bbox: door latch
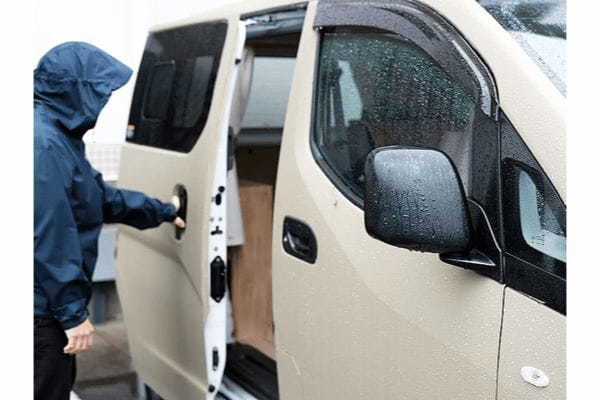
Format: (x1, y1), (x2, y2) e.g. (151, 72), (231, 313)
(210, 256), (226, 302)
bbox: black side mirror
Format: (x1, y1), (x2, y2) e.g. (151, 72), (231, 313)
(364, 146), (472, 254)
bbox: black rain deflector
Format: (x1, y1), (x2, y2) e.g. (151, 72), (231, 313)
(314, 0), (498, 116)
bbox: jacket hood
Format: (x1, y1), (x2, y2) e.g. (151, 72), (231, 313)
(34, 42), (132, 137)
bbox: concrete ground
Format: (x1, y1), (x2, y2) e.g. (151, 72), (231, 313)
(73, 319), (139, 400)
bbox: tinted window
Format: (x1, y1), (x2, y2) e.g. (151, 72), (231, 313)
(127, 22), (227, 152)
(501, 113), (566, 272)
(170, 56), (215, 128)
(143, 61), (175, 120)
(314, 33), (482, 202)
(518, 169), (566, 262)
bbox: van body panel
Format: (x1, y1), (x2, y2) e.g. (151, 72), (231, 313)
(272, 3), (504, 398)
(498, 288), (566, 399)
(116, 17), (242, 399)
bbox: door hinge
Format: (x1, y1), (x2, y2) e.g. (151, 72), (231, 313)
(210, 256), (226, 302)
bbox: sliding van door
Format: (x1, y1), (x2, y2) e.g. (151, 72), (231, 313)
(116, 19), (245, 399)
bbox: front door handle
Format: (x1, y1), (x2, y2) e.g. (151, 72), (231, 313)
(282, 216), (317, 264)
(174, 184), (188, 240)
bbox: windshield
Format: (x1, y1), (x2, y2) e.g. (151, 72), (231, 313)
(480, 0), (566, 95)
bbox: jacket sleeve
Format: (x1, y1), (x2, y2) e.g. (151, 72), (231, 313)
(94, 170), (177, 229)
(34, 147), (90, 330)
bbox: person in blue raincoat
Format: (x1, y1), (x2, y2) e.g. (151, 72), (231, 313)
(34, 42), (185, 400)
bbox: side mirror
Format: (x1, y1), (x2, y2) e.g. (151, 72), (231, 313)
(364, 146), (472, 254)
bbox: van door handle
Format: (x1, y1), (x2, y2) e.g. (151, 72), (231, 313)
(174, 184), (188, 240)
(285, 231), (311, 254)
(282, 217), (317, 264)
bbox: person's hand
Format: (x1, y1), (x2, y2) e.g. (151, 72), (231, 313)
(64, 318), (95, 354)
(174, 217), (186, 228)
(171, 195), (186, 229)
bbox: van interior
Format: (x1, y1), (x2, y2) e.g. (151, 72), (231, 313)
(222, 15), (303, 400)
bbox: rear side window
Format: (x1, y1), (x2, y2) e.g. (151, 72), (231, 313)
(143, 61), (175, 120)
(127, 22), (227, 152)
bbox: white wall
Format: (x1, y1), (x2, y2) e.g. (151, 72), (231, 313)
(33, 0), (235, 145)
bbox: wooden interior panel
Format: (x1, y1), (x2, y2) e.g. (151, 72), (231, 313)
(230, 181), (276, 359)
(235, 147), (280, 186)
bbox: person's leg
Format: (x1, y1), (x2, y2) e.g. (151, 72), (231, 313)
(34, 317), (76, 400)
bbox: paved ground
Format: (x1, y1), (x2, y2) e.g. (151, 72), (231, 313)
(71, 318), (229, 399)
(73, 319), (139, 400)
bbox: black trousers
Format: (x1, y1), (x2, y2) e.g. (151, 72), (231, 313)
(34, 317), (76, 400)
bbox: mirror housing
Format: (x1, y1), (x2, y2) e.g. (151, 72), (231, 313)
(364, 146), (472, 254)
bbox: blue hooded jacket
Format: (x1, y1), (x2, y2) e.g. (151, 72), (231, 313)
(34, 42), (176, 330)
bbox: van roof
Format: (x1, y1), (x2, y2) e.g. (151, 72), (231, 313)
(151, 0), (313, 33)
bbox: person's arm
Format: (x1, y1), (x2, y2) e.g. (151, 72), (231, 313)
(94, 170), (183, 229)
(34, 146), (90, 331)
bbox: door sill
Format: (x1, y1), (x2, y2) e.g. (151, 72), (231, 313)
(223, 343), (279, 400)
(218, 376), (259, 400)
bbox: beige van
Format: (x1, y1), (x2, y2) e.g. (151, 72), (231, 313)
(116, 0), (566, 399)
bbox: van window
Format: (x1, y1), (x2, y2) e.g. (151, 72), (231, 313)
(127, 22), (227, 152)
(501, 113), (566, 272)
(313, 33), (481, 204)
(170, 56), (215, 128)
(518, 169), (566, 262)
(143, 61), (175, 121)
(501, 112), (565, 313)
